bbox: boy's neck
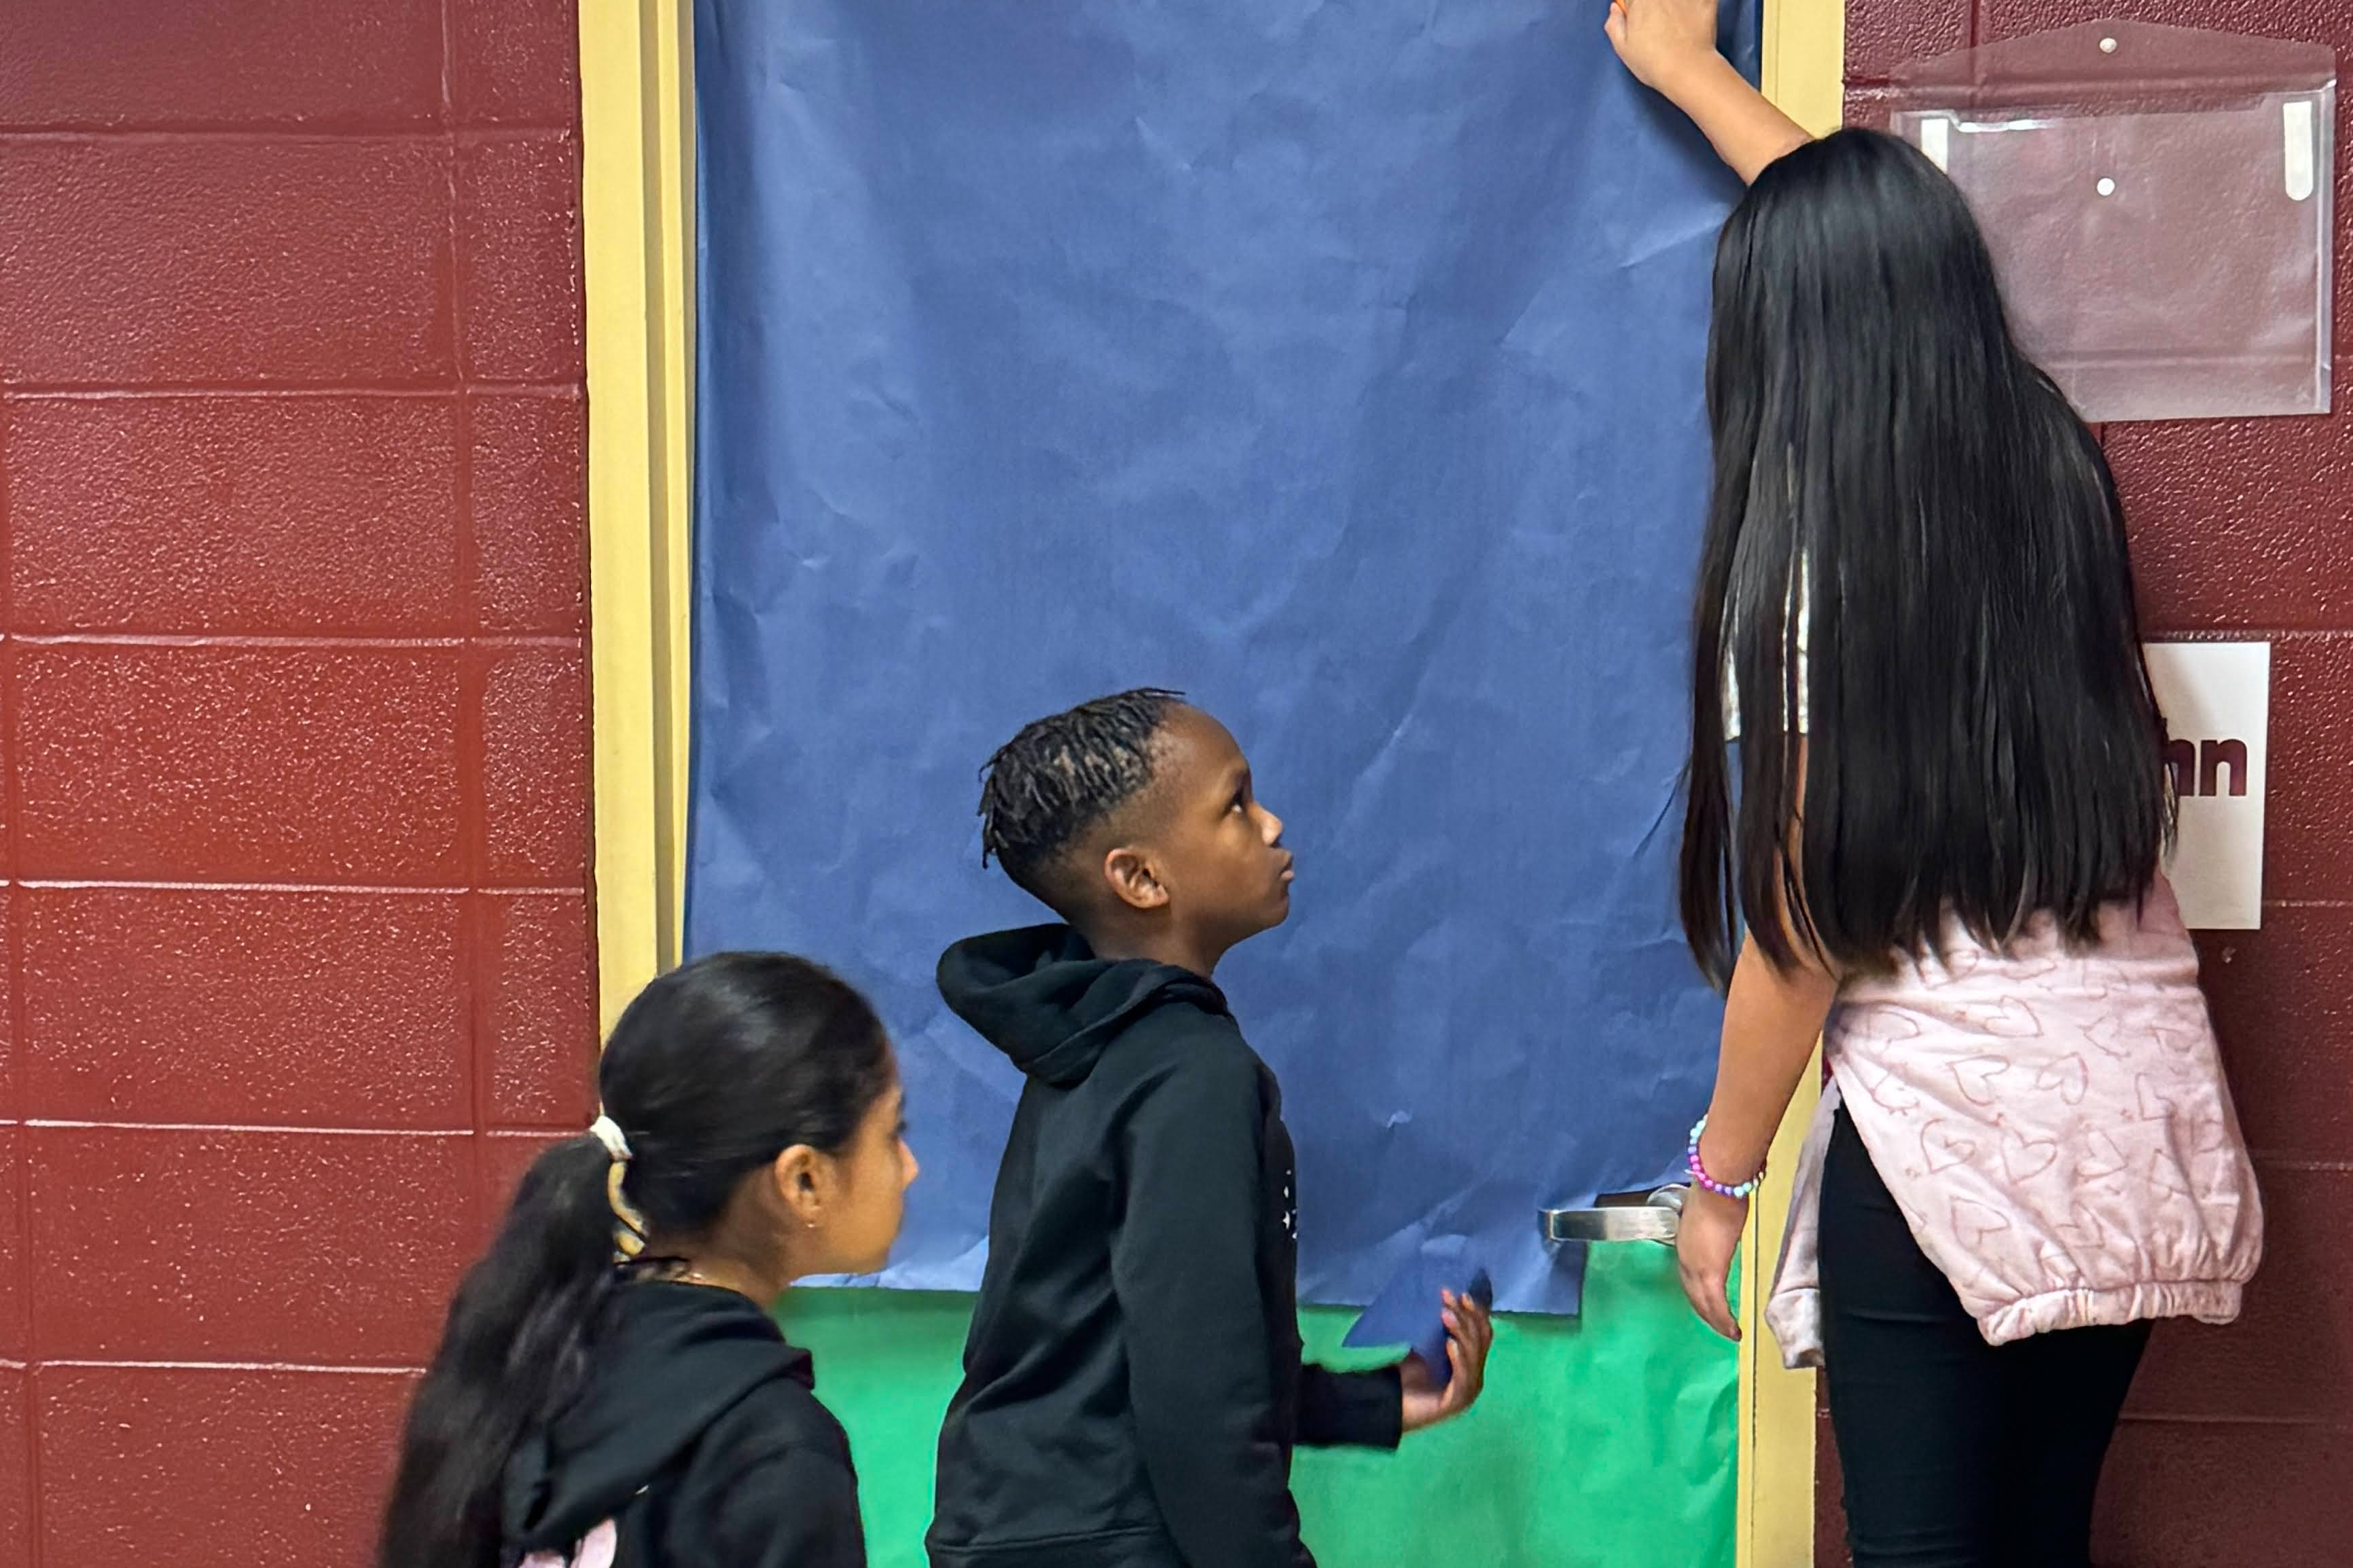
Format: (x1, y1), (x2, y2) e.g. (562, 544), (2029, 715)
(1075, 920), (1225, 979)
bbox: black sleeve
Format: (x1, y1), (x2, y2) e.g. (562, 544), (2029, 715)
(702, 1444), (868, 1568)
(1296, 1362), (1403, 1449)
(1108, 1049), (1313, 1568)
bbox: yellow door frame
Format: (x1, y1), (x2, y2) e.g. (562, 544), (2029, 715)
(1737, 14), (1843, 1563)
(578, 3), (1844, 1561)
(581, 0), (696, 1032)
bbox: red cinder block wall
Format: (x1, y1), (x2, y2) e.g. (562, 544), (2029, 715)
(1831, 2), (2353, 1564)
(0, 2), (594, 1561)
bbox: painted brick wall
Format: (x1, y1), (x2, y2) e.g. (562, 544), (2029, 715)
(0, 2), (594, 1561)
(1833, 3), (2353, 1564)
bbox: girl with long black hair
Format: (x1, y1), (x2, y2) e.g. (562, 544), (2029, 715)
(1606, 5), (2263, 1564)
(379, 952), (918, 1567)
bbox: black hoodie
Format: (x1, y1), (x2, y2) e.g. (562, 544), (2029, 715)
(501, 1281), (865, 1567)
(927, 926), (1401, 1568)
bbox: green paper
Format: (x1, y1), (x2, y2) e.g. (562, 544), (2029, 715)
(779, 1242), (1735, 1568)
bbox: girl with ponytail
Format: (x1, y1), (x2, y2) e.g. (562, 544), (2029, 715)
(379, 952), (916, 1567)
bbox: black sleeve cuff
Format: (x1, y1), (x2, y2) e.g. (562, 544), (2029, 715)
(1295, 1362), (1404, 1450)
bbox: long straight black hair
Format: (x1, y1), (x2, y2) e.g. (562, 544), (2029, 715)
(1681, 128), (2172, 985)
(377, 952), (895, 1568)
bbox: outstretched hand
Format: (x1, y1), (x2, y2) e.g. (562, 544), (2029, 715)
(1399, 1289), (1496, 1433)
(1602, 0), (1726, 94)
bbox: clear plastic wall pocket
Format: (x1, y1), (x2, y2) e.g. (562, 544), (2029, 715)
(1888, 20), (2336, 423)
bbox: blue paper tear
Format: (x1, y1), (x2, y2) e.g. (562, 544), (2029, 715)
(1342, 1237), (1495, 1389)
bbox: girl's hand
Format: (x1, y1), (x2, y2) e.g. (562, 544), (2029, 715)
(1399, 1290), (1496, 1432)
(1676, 1185), (1746, 1341)
(1602, 0), (1813, 182)
(1603, 0), (1725, 94)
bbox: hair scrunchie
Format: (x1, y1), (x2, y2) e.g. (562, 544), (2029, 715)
(589, 1114), (647, 1260)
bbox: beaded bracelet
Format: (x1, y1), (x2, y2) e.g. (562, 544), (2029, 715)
(1687, 1115), (1765, 1200)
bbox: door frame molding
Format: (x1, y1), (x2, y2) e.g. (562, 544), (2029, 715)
(581, 0), (695, 1032)
(1740, 5), (1843, 1562)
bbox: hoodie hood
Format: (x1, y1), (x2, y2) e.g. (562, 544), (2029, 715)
(937, 924), (1227, 1088)
(502, 1281), (812, 1552)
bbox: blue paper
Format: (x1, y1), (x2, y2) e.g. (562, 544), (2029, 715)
(1342, 1235), (1494, 1390)
(689, 0), (1755, 1313)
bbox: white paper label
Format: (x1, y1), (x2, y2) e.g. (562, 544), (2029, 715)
(2143, 642), (2270, 930)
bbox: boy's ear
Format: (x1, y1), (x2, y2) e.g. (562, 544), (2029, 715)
(1102, 844), (1170, 911)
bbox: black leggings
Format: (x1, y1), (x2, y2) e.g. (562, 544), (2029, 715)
(1818, 1107), (2151, 1568)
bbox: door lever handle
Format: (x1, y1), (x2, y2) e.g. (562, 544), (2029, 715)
(1539, 1184), (1686, 1245)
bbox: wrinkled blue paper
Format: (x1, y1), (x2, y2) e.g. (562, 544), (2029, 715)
(689, 0), (1754, 1313)
(1341, 1235), (1493, 1390)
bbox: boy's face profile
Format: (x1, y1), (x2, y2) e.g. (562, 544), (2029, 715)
(1099, 706), (1293, 953)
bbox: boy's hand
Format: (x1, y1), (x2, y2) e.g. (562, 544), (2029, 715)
(1602, 0), (1724, 95)
(1399, 1290), (1494, 1433)
(1676, 1186), (1746, 1341)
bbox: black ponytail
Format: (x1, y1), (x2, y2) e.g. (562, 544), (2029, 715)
(378, 952), (895, 1568)
(377, 1135), (617, 1565)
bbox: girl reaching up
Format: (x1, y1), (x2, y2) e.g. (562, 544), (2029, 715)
(1606, 5), (2264, 1565)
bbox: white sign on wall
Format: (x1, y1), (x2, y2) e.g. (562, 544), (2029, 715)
(2143, 641), (2271, 930)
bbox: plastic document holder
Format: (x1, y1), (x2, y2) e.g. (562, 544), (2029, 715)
(1888, 20), (2337, 423)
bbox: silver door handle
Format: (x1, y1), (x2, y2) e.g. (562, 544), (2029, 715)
(1538, 1184), (1686, 1245)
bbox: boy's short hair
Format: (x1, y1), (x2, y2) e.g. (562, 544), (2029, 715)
(979, 688), (1186, 909)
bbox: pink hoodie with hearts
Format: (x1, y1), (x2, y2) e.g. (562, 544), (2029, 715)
(1765, 876), (2264, 1365)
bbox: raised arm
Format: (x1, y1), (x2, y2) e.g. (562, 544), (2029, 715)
(1604, 0), (1812, 184)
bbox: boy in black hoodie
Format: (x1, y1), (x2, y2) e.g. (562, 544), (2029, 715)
(929, 689), (1494, 1568)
